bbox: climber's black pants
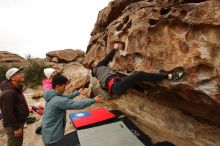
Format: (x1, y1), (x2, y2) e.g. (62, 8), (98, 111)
(111, 71), (168, 95)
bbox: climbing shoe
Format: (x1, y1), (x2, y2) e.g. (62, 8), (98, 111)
(172, 71), (184, 80)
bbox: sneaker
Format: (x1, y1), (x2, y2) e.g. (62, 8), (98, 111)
(35, 125), (42, 135)
(172, 72), (184, 80)
(26, 116), (37, 124)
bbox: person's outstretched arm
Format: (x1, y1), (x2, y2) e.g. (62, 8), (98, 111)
(65, 90), (80, 99)
(55, 95), (103, 110)
(96, 48), (117, 67)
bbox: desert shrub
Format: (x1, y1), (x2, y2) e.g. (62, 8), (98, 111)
(0, 64), (9, 82)
(24, 57), (52, 88)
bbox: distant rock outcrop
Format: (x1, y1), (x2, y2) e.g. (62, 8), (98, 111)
(84, 0), (220, 129)
(0, 51), (25, 63)
(45, 49), (85, 63)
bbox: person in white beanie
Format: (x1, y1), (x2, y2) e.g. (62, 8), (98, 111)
(0, 67), (29, 146)
(34, 68), (58, 134)
(42, 68), (57, 93)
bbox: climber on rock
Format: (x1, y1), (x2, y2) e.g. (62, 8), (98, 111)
(89, 42), (184, 96)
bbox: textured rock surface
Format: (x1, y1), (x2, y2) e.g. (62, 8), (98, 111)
(0, 51), (25, 63)
(46, 49), (85, 63)
(84, 0), (220, 126)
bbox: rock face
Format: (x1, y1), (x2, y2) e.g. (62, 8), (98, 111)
(61, 62), (90, 91)
(0, 51), (25, 63)
(84, 0), (220, 127)
(46, 49), (85, 63)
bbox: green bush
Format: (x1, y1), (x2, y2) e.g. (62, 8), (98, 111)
(0, 64), (9, 82)
(24, 58), (52, 88)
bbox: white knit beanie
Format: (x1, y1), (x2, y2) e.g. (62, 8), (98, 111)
(44, 68), (56, 79)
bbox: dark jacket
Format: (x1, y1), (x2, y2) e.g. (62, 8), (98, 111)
(0, 81), (29, 130)
(92, 49), (118, 89)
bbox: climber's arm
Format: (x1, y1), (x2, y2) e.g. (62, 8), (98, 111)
(96, 49), (117, 67)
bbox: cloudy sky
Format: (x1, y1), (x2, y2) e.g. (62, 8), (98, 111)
(0, 0), (111, 58)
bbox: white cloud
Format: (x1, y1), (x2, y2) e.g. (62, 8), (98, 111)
(0, 0), (111, 58)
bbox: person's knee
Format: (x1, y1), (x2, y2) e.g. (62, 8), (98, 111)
(111, 83), (127, 95)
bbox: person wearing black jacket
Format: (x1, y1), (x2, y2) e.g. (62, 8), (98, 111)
(0, 68), (29, 146)
(91, 43), (184, 95)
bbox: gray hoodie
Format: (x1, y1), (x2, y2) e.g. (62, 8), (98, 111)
(42, 90), (95, 144)
(92, 66), (118, 89)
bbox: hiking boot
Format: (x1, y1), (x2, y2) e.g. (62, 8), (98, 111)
(172, 72), (184, 80)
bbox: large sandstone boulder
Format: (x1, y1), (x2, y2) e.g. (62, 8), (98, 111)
(0, 51), (25, 63)
(84, 0), (220, 127)
(62, 62), (91, 92)
(46, 49), (85, 63)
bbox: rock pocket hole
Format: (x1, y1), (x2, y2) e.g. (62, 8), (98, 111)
(181, 0), (207, 4)
(116, 23), (124, 31)
(123, 16), (129, 24)
(160, 7), (171, 15)
(148, 19), (159, 26)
